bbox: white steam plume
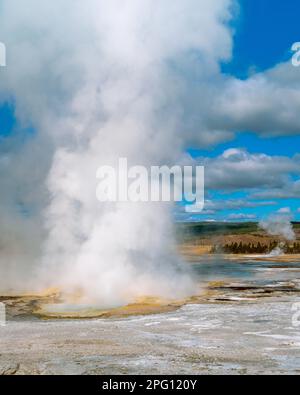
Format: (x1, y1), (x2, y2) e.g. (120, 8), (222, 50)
(0, 0), (234, 304)
(259, 210), (296, 242)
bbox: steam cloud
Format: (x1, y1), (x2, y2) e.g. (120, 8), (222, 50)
(0, 1), (234, 305)
(259, 210), (296, 241)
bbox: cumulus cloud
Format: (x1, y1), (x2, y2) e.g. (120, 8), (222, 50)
(181, 148), (299, 223)
(252, 179), (300, 200)
(277, 207), (292, 214)
(184, 60), (300, 141)
(174, 59), (300, 147)
(174, 198), (274, 222)
(190, 148), (300, 191)
(214, 62), (300, 137)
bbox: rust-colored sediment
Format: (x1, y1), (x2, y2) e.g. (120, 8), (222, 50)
(2, 288), (209, 320)
(34, 294), (206, 319)
(3, 271), (300, 320)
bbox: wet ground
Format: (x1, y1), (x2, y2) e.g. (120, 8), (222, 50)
(1, 256), (300, 375)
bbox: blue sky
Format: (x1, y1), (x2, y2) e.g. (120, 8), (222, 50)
(186, 0), (300, 222)
(1, 0), (300, 223)
(223, 0), (300, 77)
(0, 102), (14, 136)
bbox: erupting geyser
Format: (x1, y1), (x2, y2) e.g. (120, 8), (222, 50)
(260, 211), (296, 242)
(0, 0), (234, 307)
(260, 210), (296, 257)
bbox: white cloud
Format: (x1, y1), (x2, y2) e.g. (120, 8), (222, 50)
(190, 149), (300, 191)
(252, 179), (300, 199)
(202, 62), (300, 139)
(277, 207), (292, 214)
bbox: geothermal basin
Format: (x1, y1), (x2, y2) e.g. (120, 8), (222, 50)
(1, 256), (300, 375)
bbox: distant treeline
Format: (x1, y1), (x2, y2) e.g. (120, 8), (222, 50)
(212, 241), (300, 254)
